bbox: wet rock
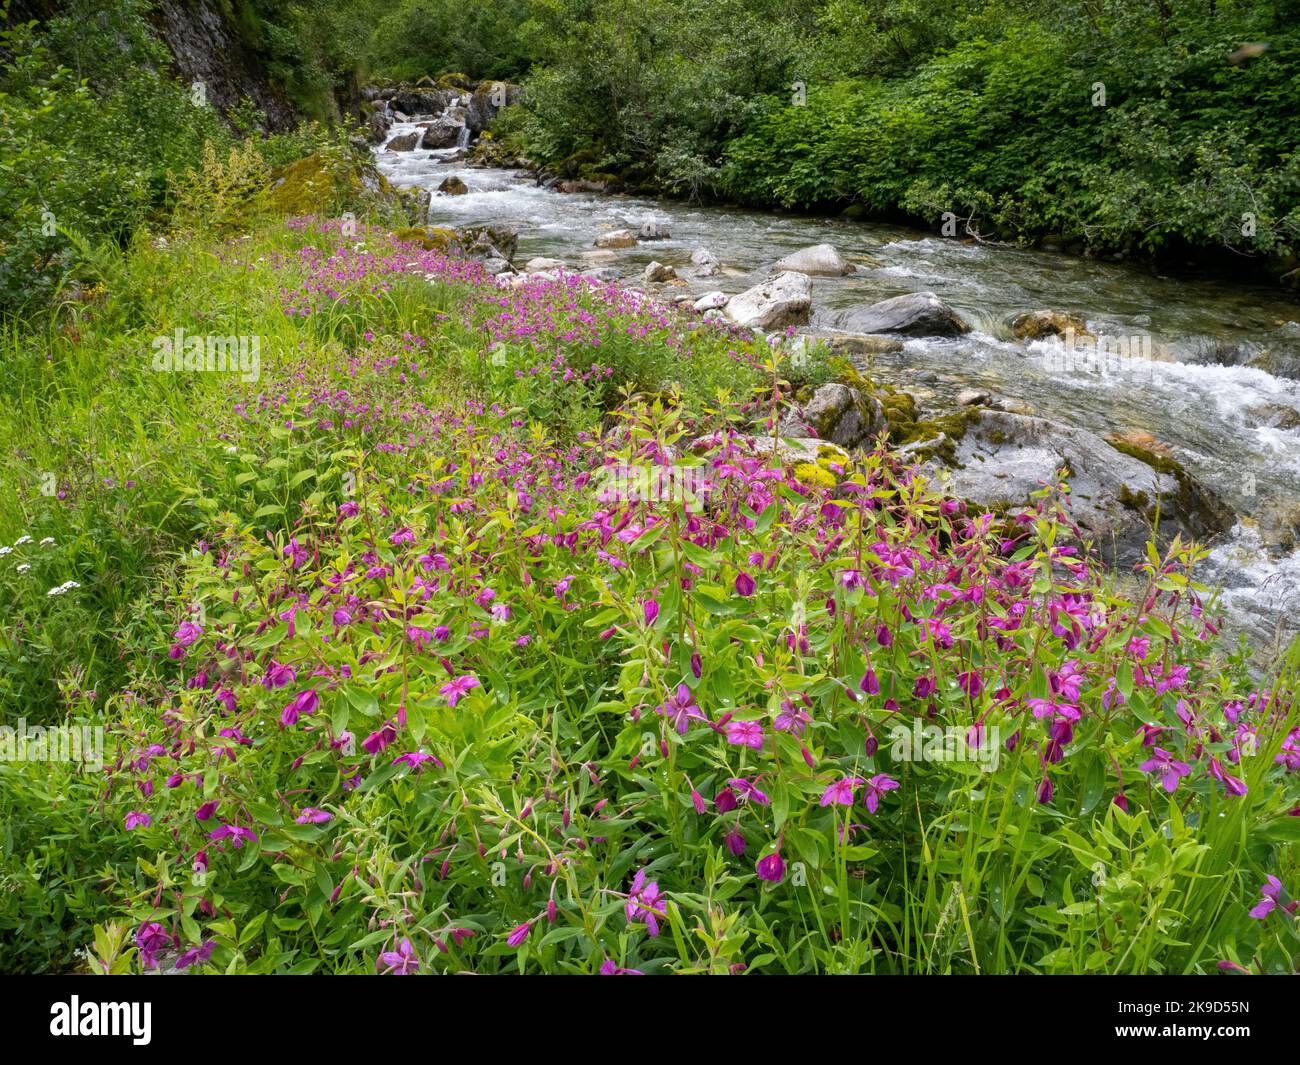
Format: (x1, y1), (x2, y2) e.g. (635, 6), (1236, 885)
(391, 90), (448, 116)
(524, 257), (565, 273)
(691, 247), (721, 277)
(557, 179), (608, 193)
(475, 82), (523, 129)
(1245, 402), (1300, 431)
(637, 219), (671, 241)
(437, 176), (469, 196)
(801, 331), (905, 357)
(456, 224), (518, 262)
(595, 229), (637, 249)
(773, 243), (854, 277)
(833, 291), (970, 337)
(386, 132), (421, 152)
(1010, 310), (1094, 341)
(724, 271), (813, 330)
(780, 383), (886, 449)
(929, 409), (1233, 566)
(368, 111), (391, 144)
(579, 267), (621, 283)
(643, 261), (676, 283)
(420, 115), (467, 149)
(1106, 429), (1174, 458)
(1246, 347), (1300, 381)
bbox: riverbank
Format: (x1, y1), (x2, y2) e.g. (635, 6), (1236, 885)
(2, 213), (1298, 975)
(371, 104), (1300, 656)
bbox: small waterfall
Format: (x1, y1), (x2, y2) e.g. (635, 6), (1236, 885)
(456, 126), (471, 150)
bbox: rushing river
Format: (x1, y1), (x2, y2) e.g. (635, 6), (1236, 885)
(375, 120), (1300, 654)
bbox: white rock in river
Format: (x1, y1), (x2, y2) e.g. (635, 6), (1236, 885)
(690, 247), (721, 277)
(773, 243), (854, 277)
(723, 271), (813, 330)
(595, 229), (637, 249)
(693, 291), (729, 311)
(524, 257), (565, 273)
(643, 261), (676, 282)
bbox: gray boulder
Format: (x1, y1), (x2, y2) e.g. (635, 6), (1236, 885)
(420, 115), (467, 149)
(773, 243), (854, 277)
(724, 272), (813, 330)
(457, 224), (519, 262)
(928, 409), (1233, 565)
(780, 383), (886, 450)
(691, 247), (722, 277)
(391, 90), (448, 116)
(832, 291), (970, 337)
(638, 219), (671, 240)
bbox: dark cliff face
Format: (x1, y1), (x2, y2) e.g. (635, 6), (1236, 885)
(4, 0), (299, 131)
(148, 0), (297, 131)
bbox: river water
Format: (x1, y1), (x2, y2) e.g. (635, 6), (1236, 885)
(375, 121), (1300, 654)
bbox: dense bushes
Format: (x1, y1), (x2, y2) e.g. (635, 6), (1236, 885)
(357, 0), (1300, 266)
(719, 11), (1300, 261)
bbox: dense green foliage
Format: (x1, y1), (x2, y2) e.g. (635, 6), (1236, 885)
(1, 0), (1298, 979)
(361, 0), (1300, 266)
(0, 0), (363, 312)
(6, 0), (1298, 316)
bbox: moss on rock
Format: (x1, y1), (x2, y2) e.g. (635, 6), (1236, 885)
(392, 225), (460, 252)
(1108, 437), (1235, 537)
(259, 149), (411, 223)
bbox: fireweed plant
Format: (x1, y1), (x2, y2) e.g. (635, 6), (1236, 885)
(0, 219), (1297, 976)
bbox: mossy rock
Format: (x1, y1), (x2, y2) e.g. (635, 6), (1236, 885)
(438, 72), (476, 90)
(1107, 438), (1234, 537)
(794, 462), (839, 489)
(827, 356), (973, 463)
(392, 226), (460, 253)
(260, 150), (388, 218)
(559, 147), (603, 178)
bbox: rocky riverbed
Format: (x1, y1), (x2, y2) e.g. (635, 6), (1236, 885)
(366, 89), (1300, 656)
